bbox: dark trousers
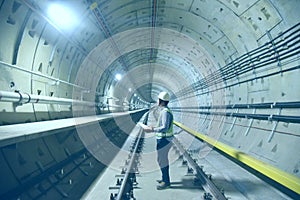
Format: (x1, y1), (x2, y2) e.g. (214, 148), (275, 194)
(156, 138), (172, 184)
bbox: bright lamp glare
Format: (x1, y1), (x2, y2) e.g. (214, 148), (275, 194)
(115, 73), (122, 81)
(47, 3), (78, 30)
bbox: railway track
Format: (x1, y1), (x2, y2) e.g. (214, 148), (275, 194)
(108, 110), (228, 200)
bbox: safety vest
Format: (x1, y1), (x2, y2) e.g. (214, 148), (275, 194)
(156, 107), (174, 138)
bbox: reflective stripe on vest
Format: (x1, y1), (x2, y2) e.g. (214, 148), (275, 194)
(156, 107), (173, 138)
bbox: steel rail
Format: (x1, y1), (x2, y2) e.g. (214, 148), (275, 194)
(115, 129), (144, 200)
(173, 121), (300, 196)
(172, 137), (227, 200)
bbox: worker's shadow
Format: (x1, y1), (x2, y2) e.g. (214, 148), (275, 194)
(168, 178), (204, 190)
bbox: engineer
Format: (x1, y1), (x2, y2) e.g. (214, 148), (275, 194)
(143, 91), (174, 190)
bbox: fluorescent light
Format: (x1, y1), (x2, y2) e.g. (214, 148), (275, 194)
(115, 73), (122, 81)
(47, 3), (78, 31)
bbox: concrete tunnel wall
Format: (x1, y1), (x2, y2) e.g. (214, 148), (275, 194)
(0, 0), (299, 199)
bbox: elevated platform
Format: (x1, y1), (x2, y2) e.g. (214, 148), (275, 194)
(0, 110), (146, 148)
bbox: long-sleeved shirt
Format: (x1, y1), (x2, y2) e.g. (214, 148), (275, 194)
(153, 106), (173, 135)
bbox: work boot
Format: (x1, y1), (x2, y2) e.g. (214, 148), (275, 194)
(156, 182), (170, 190)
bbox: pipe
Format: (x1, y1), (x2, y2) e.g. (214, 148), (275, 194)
(0, 90), (95, 106)
(0, 90), (142, 111)
(175, 23), (300, 98)
(175, 64), (300, 101)
(172, 110), (300, 124)
(171, 101), (300, 110)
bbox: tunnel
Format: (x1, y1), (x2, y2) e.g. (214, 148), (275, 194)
(0, 0), (299, 199)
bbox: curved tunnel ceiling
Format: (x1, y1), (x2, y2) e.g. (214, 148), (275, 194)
(77, 26), (219, 107)
(31, 0), (283, 105)
(74, 0), (293, 106)
(94, 27), (215, 104)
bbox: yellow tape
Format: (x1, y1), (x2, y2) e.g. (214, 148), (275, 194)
(90, 2), (98, 10)
(174, 121), (300, 194)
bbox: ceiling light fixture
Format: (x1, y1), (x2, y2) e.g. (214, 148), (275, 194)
(115, 73), (122, 81)
(47, 3), (78, 31)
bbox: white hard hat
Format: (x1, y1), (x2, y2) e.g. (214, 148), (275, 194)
(158, 91), (170, 101)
